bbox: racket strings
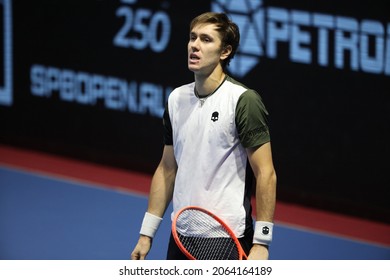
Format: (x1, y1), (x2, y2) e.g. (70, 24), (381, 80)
(179, 234), (239, 259)
(176, 209), (240, 260)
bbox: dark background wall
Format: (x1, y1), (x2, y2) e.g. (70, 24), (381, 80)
(1, 0), (389, 223)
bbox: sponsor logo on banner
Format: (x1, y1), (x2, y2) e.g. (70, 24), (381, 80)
(212, 0), (390, 77)
(30, 0), (173, 117)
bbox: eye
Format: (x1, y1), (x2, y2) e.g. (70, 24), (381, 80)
(189, 33), (197, 41)
(201, 35), (212, 42)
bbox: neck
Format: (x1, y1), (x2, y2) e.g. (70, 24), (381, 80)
(194, 69), (226, 97)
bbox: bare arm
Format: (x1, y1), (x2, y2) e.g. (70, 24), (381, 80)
(147, 145), (177, 217)
(246, 142), (277, 260)
(131, 145), (177, 260)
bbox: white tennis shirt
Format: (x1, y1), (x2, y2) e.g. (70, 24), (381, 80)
(163, 76), (270, 238)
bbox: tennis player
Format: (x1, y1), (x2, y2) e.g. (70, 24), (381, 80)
(131, 12), (277, 260)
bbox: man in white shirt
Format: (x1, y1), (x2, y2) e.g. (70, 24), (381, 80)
(131, 12), (277, 260)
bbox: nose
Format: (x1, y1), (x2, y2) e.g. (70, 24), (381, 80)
(189, 38), (200, 51)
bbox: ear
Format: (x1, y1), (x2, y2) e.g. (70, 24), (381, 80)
(220, 45), (232, 61)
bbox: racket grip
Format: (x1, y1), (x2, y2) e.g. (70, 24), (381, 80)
(253, 221), (274, 245)
(139, 212), (163, 238)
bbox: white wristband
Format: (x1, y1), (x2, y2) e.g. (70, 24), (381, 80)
(139, 212), (163, 238)
(253, 221), (274, 245)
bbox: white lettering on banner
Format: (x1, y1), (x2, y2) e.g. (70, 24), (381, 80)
(212, 0), (390, 77)
(113, 0), (171, 53)
(0, 0), (13, 106)
(30, 64), (171, 118)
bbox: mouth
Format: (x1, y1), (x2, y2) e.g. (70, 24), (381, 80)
(189, 53), (200, 63)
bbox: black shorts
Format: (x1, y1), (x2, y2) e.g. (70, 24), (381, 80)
(166, 227), (254, 260)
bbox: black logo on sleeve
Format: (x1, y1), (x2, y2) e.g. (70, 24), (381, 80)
(211, 111), (219, 122)
(262, 226), (270, 235)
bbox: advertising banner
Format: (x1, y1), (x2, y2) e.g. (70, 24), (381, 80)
(1, 0), (389, 221)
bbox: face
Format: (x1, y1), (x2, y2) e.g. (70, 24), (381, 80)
(187, 23), (230, 75)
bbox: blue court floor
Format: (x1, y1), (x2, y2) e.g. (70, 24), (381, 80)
(1, 166), (389, 260)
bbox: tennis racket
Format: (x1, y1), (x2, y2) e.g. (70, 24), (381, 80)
(172, 206), (247, 260)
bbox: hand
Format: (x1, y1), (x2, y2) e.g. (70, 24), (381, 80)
(247, 244), (269, 260)
(130, 235), (152, 260)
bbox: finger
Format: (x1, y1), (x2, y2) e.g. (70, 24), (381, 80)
(130, 251), (140, 260)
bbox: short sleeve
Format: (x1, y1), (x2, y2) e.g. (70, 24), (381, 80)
(163, 102), (173, 145)
(235, 90), (270, 148)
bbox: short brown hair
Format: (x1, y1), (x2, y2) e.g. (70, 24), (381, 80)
(190, 12), (240, 70)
